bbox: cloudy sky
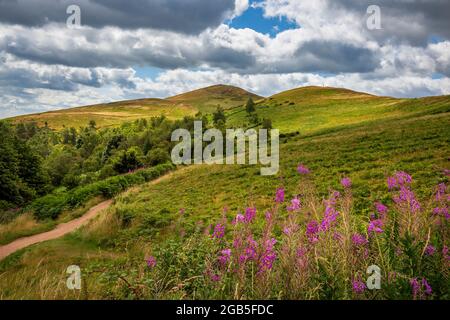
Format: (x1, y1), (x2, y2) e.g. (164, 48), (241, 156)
(0, 0), (449, 118)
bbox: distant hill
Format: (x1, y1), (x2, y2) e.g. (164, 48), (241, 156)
(8, 84), (262, 129)
(7, 85), (450, 132)
(226, 86), (450, 134)
(167, 84), (263, 113)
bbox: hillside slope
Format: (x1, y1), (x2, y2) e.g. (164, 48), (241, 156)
(167, 84), (263, 113)
(9, 85), (262, 129)
(226, 86), (450, 134)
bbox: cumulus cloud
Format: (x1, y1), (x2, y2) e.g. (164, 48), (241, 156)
(0, 0), (449, 118)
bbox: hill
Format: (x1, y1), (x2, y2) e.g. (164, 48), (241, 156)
(167, 84), (263, 113)
(226, 86), (450, 134)
(9, 85), (262, 129)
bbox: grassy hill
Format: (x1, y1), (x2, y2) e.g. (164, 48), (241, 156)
(9, 85), (262, 130)
(167, 84), (263, 114)
(1, 85), (449, 299)
(227, 86), (450, 134)
(9, 98), (197, 130)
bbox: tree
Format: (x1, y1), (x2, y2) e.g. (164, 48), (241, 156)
(245, 97), (256, 113)
(88, 120), (97, 130)
(213, 106), (226, 126)
(262, 118), (272, 130)
(113, 147), (144, 173)
(145, 147), (170, 166)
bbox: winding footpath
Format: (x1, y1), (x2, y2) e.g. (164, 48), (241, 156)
(0, 200), (113, 261)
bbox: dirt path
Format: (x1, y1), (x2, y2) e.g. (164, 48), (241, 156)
(0, 200), (113, 261)
(0, 166), (186, 261)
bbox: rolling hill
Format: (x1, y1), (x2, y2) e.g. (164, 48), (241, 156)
(8, 85), (263, 130)
(167, 84), (263, 113)
(226, 86), (450, 134)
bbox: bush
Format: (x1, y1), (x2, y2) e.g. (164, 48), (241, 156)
(30, 162), (175, 220)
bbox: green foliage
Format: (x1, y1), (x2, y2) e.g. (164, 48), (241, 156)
(30, 163), (175, 220)
(245, 97), (256, 113)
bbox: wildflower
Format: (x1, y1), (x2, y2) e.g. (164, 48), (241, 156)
(341, 177), (352, 188)
(375, 202), (388, 215)
(425, 245), (436, 256)
(287, 197), (301, 212)
(394, 186), (421, 213)
(443, 246), (450, 261)
(306, 220), (319, 243)
(410, 277), (433, 298)
(352, 234), (368, 246)
(265, 211), (273, 222)
(368, 219), (384, 234)
(436, 183), (446, 201)
(296, 247), (307, 258)
(232, 213), (245, 225)
(146, 256), (157, 268)
(218, 249), (232, 265)
(320, 206), (339, 232)
(387, 171), (412, 190)
(244, 207), (256, 223)
(283, 223), (299, 236)
(422, 278), (432, 295)
(275, 188), (285, 203)
(210, 273), (221, 282)
(212, 223), (225, 239)
(239, 236), (258, 263)
(179, 208), (185, 215)
(410, 278), (420, 298)
(297, 164), (310, 174)
(352, 279), (366, 294)
(258, 238), (277, 273)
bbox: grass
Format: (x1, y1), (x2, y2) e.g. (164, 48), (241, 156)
(167, 84), (263, 113)
(1, 86), (448, 299)
(9, 99), (197, 130)
(226, 86), (450, 134)
(8, 84), (262, 129)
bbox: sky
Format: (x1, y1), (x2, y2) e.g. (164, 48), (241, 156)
(0, 0), (449, 118)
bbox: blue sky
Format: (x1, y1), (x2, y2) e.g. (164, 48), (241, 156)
(228, 2), (297, 37)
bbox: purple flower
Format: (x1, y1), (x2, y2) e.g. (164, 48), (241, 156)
(443, 246), (450, 261)
(352, 234), (368, 246)
(341, 177), (352, 188)
(410, 278), (420, 297)
(265, 211), (273, 223)
(258, 238), (277, 273)
(425, 245), (436, 256)
(146, 256), (157, 268)
(306, 220), (319, 243)
(436, 183), (447, 201)
(179, 208), (185, 215)
(320, 206), (339, 232)
(275, 188), (285, 203)
(368, 219), (384, 234)
(244, 207), (256, 223)
(375, 202), (388, 215)
(394, 186), (421, 213)
(218, 248), (232, 265)
(297, 164), (311, 174)
(287, 197), (301, 212)
(240, 236), (258, 263)
(352, 279), (366, 294)
(232, 213), (245, 225)
(422, 278), (432, 295)
(212, 223), (225, 239)
(387, 171), (412, 190)
(210, 273), (221, 282)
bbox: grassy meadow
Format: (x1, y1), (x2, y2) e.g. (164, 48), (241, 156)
(0, 86), (449, 300)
